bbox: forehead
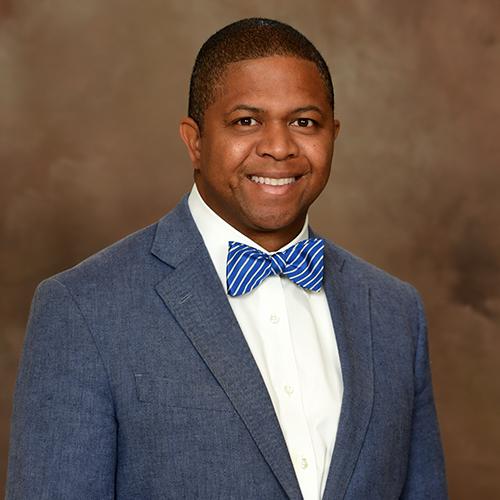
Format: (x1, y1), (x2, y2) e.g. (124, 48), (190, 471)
(214, 56), (330, 109)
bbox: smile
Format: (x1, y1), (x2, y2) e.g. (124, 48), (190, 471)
(249, 176), (297, 186)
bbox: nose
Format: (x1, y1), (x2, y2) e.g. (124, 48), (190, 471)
(256, 122), (299, 161)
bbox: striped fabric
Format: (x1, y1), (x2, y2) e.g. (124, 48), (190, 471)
(226, 238), (325, 297)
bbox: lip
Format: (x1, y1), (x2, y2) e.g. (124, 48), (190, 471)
(245, 173), (304, 195)
(247, 171), (304, 178)
(249, 175), (297, 186)
(247, 171), (305, 180)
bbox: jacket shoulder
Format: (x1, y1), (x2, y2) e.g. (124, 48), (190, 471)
(47, 221), (163, 293)
(326, 239), (419, 303)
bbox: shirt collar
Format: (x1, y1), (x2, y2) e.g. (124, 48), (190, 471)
(187, 183), (309, 290)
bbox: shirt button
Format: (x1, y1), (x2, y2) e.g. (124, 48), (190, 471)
(300, 457), (309, 470)
(284, 385), (294, 396)
(269, 313), (280, 324)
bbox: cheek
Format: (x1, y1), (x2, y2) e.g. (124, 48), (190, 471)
(223, 137), (254, 165)
(204, 136), (252, 172)
(305, 141), (333, 173)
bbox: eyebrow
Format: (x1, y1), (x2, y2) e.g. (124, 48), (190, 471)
(224, 105), (263, 116)
(292, 105), (325, 116)
(224, 104), (325, 117)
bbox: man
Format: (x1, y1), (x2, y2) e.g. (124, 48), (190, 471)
(7, 18), (447, 499)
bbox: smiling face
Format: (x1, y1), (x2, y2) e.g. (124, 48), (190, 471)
(180, 55), (340, 251)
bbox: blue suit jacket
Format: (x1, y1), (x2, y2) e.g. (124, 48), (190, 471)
(7, 196), (447, 499)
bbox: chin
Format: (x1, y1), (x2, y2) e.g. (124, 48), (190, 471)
(246, 211), (303, 233)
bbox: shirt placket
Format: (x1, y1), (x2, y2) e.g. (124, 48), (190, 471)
(263, 275), (319, 500)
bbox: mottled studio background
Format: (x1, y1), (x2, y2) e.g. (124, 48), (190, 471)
(1, 0), (499, 497)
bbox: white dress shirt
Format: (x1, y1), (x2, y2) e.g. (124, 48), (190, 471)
(188, 184), (343, 500)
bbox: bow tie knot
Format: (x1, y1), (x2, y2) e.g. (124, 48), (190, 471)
(226, 238), (325, 297)
(269, 254), (286, 276)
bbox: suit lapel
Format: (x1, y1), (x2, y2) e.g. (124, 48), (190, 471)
(320, 242), (374, 500)
(151, 198), (302, 500)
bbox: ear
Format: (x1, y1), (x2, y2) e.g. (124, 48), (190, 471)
(179, 117), (202, 169)
(333, 118), (341, 141)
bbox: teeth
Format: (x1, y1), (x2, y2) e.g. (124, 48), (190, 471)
(250, 176), (296, 186)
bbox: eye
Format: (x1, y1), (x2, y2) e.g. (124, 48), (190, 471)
(291, 118), (316, 128)
(235, 117), (258, 126)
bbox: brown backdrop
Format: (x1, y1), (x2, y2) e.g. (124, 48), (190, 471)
(1, 1), (499, 498)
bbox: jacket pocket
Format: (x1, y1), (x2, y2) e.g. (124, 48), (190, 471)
(133, 373), (235, 412)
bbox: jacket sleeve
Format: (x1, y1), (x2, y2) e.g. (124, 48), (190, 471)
(6, 278), (116, 500)
(400, 289), (448, 499)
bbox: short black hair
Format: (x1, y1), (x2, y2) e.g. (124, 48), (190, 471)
(188, 18), (334, 131)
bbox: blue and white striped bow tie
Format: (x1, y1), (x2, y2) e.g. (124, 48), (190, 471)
(226, 238), (325, 297)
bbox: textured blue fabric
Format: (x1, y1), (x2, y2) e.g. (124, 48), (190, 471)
(226, 238), (324, 296)
(6, 196), (448, 499)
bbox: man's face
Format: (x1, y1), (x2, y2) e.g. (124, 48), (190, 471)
(180, 55), (340, 250)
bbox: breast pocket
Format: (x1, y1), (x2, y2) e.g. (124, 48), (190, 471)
(133, 373), (235, 413)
